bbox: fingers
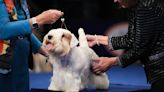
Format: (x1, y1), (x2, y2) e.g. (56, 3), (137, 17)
(92, 57), (101, 65)
(48, 9), (64, 24)
(86, 34), (95, 40)
(38, 47), (49, 57)
(36, 9), (64, 25)
(92, 64), (104, 75)
(91, 57), (104, 74)
(52, 9), (64, 17)
(91, 57), (99, 68)
(86, 34), (97, 47)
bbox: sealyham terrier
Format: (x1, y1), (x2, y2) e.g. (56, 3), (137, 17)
(43, 28), (109, 92)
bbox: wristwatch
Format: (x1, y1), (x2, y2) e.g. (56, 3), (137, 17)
(31, 17), (39, 30)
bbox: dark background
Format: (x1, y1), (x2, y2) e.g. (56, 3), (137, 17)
(27, 0), (128, 57)
(28, 0), (128, 20)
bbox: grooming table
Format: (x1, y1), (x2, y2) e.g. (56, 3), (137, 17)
(30, 64), (150, 92)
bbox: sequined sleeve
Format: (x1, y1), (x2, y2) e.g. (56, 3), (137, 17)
(113, 0), (164, 67)
(108, 9), (135, 50)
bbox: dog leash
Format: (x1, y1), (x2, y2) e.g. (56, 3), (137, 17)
(46, 55), (49, 63)
(60, 17), (68, 30)
(49, 17), (68, 30)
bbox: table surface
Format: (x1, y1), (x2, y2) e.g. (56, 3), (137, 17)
(30, 64), (151, 92)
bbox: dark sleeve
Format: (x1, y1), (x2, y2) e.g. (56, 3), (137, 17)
(118, 0), (163, 67)
(108, 13), (135, 50)
(108, 29), (133, 50)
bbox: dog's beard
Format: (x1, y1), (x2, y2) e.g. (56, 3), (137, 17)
(44, 41), (71, 57)
(46, 44), (64, 55)
(46, 44), (70, 57)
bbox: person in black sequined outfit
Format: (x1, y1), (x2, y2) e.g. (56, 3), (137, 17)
(86, 0), (164, 92)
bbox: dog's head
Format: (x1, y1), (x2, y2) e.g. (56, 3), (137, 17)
(43, 28), (78, 56)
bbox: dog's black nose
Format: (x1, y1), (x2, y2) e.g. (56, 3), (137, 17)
(48, 35), (53, 40)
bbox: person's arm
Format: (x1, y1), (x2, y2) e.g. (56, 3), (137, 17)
(118, 0), (162, 67)
(91, 0), (163, 74)
(108, 26), (133, 50)
(30, 34), (48, 57)
(0, 0), (31, 40)
(30, 34), (42, 53)
(0, 0), (63, 40)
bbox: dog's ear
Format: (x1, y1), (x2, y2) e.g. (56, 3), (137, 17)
(62, 32), (72, 41)
(70, 34), (79, 48)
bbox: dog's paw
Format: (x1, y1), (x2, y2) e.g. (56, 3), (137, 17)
(48, 82), (60, 91)
(48, 87), (59, 91)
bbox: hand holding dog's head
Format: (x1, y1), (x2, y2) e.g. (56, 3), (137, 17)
(43, 28), (78, 56)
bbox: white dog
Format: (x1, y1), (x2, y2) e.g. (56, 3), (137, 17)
(43, 28), (109, 92)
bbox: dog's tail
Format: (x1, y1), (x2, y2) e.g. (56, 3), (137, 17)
(78, 28), (89, 47)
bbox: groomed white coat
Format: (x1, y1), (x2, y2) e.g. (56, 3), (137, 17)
(43, 28), (109, 92)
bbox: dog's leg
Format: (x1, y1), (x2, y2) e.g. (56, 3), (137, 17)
(64, 74), (81, 92)
(48, 82), (58, 91)
(89, 73), (109, 89)
(48, 82), (59, 91)
(78, 28), (88, 47)
(65, 87), (79, 92)
(48, 77), (60, 91)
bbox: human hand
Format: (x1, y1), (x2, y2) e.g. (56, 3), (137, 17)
(86, 34), (97, 47)
(38, 46), (49, 57)
(86, 34), (108, 47)
(91, 57), (118, 74)
(35, 9), (64, 25)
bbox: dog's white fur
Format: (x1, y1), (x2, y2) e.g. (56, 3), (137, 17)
(43, 28), (109, 92)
